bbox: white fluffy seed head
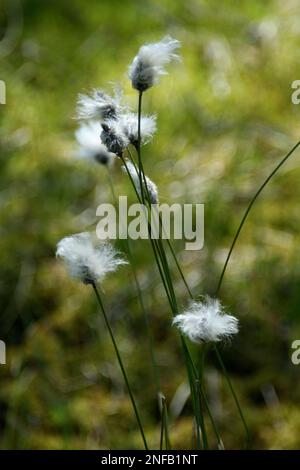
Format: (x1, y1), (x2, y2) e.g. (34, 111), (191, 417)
(100, 119), (130, 156)
(56, 232), (127, 284)
(76, 87), (122, 121)
(117, 113), (157, 146)
(122, 160), (159, 204)
(75, 121), (116, 166)
(173, 297), (239, 344)
(128, 36), (181, 91)
(100, 113), (156, 154)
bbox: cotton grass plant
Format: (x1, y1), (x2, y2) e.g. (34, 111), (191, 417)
(56, 35), (300, 449)
(56, 233), (149, 449)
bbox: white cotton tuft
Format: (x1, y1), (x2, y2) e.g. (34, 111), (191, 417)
(76, 87), (122, 121)
(128, 36), (181, 91)
(75, 121), (116, 166)
(117, 113), (157, 146)
(173, 297), (239, 344)
(56, 232), (127, 284)
(122, 160), (159, 204)
(99, 113), (156, 154)
(100, 119), (130, 156)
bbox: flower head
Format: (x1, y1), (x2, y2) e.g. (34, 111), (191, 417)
(128, 36), (181, 92)
(118, 113), (156, 146)
(100, 120), (130, 156)
(56, 232), (127, 285)
(76, 87), (122, 121)
(123, 160), (159, 204)
(100, 112), (156, 155)
(75, 121), (116, 166)
(173, 297), (239, 343)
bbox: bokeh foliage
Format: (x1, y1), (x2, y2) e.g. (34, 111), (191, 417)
(1, 0), (300, 449)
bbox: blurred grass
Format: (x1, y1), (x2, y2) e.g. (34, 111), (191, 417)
(2, 0), (300, 449)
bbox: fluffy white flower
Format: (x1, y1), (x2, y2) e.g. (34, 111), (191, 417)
(101, 119), (130, 156)
(128, 36), (181, 91)
(76, 87), (122, 121)
(75, 121), (116, 166)
(117, 113), (157, 146)
(123, 160), (159, 204)
(173, 297), (239, 343)
(56, 232), (127, 284)
(102, 113), (156, 151)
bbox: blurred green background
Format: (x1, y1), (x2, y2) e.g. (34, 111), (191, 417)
(1, 0), (300, 449)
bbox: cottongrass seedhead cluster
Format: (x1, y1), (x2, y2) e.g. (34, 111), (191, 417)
(116, 113), (157, 147)
(173, 297), (239, 344)
(56, 232), (127, 285)
(55, 233), (147, 447)
(75, 94), (157, 159)
(100, 113), (157, 154)
(100, 120), (130, 156)
(75, 121), (116, 166)
(74, 36), (179, 165)
(128, 36), (181, 91)
(76, 88), (123, 121)
(58, 36), (246, 450)
(123, 160), (159, 204)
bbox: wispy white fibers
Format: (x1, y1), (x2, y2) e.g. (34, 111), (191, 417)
(122, 160), (159, 204)
(128, 36), (181, 91)
(76, 87), (123, 121)
(76, 86), (157, 156)
(173, 297), (239, 343)
(56, 232), (127, 285)
(118, 113), (156, 146)
(103, 113), (156, 150)
(100, 120), (130, 156)
(75, 121), (116, 166)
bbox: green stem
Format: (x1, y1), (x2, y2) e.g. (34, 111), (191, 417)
(126, 149), (193, 297)
(212, 140), (300, 446)
(165, 237), (193, 298)
(216, 138), (300, 295)
(159, 394), (171, 450)
(137, 161), (215, 447)
(214, 344), (249, 447)
(128, 148), (238, 446)
(196, 345), (209, 448)
(200, 381), (224, 449)
(181, 338), (208, 449)
(127, 95), (209, 448)
(127, 240), (161, 394)
(137, 91), (145, 204)
(139, 177), (208, 446)
(126, 148), (227, 448)
(107, 169), (161, 395)
(121, 155), (175, 309)
(92, 283), (148, 450)
(195, 379), (209, 449)
(159, 396), (165, 450)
